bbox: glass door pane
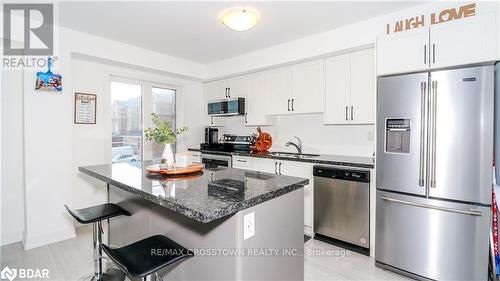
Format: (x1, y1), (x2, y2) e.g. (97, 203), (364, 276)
(151, 87), (176, 159)
(111, 81), (142, 163)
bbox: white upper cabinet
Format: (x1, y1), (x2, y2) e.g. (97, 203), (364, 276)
(429, 14), (496, 69)
(245, 72), (271, 126)
(377, 13), (497, 75)
(324, 53), (350, 124)
(291, 59), (325, 114)
(205, 80), (223, 101)
(266, 66), (292, 115)
(377, 27), (430, 76)
(266, 60), (324, 115)
(205, 77), (247, 101)
(228, 76), (249, 98)
(325, 48), (375, 125)
(350, 48), (375, 124)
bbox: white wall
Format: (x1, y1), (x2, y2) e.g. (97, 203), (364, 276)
(1, 70), (26, 246)
(71, 56), (204, 209)
(63, 28), (207, 80)
(221, 114), (374, 157)
(207, 1), (499, 79)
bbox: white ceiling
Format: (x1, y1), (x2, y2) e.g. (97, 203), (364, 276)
(59, 1), (424, 64)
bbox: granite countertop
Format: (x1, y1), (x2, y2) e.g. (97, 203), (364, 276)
(79, 161), (308, 223)
(188, 148), (375, 169)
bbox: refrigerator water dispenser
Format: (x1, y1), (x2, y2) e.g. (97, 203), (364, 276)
(385, 118), (410, 154)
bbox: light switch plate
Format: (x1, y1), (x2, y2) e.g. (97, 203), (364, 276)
(243, 212), (255, 240)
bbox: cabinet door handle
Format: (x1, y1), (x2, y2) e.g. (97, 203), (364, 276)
(432, 44), (435, 64)
(228, 87), (231, 98)
(274, 162), (278, 174)
(225, 88), (228, 98)
(278, 162), (282, 175)
(245, 113), (248, 123)
(211, 116), (214, 125)
(351, 106), (354, 120)
(236, 160), (247, 163)
(291, 99), (294, 111)
(424, 44), (427, 65)
(287, 99), (290, 111)
(345, 106), (348, 120)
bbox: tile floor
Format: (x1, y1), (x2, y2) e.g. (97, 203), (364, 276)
(1, 226), (409, 281)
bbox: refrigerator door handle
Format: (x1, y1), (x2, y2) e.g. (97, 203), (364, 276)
(380, 196), (482, 217)
(419, 81), (427, 187)
(430, 80), (438, 188)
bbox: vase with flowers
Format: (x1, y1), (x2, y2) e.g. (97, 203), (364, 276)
(144, 113), (188, 168)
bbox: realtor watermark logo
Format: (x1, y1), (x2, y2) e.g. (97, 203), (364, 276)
(3, 3), (53, 55)
(0, 266), (49, 281)
(2, 3), (53, 68)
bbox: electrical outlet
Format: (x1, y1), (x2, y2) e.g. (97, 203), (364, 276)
(243, 212), (255, 240)
(367, 131), (375, 142)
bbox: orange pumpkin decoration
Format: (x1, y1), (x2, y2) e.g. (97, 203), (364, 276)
(252, 127), (272, 153)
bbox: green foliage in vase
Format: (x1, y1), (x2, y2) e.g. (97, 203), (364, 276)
(144, 113), (188, 144)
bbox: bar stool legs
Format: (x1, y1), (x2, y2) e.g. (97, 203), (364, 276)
(64, 203), (130, 281)
(92, 221), (103, 280)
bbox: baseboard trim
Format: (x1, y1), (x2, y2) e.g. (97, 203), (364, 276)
(304, 226), (312, 236)
(23, 227), (76, 250)
(1, 230), (24, 246)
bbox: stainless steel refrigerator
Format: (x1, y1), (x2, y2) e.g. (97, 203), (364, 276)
(376, 64), (494, 281)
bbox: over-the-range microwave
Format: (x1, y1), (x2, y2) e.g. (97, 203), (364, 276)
(207, 98), (245, 116)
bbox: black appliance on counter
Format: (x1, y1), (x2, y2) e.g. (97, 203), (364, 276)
(205, 127), (219, 144)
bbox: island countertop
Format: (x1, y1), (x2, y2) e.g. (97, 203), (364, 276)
(79, 162), (308, 223)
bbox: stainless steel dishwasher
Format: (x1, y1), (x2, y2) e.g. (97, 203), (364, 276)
(313, 166), (370, 253)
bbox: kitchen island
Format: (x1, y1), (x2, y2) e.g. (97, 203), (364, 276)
(79, 161), (308, 281)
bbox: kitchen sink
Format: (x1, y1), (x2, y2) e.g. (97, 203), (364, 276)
(268, 152), (320, 159)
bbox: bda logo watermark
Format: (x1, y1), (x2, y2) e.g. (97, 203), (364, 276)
(0, 266), (49, 281)
(2, 3), (53, 68)
(0, 267), (16, 281)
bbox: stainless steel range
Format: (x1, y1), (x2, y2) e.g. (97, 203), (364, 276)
(200, 134), (253, 168)
(376, 64), (494, 280)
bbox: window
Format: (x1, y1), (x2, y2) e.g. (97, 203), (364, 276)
(110, 78), (178, 163)
(152, 87), (176, 159)
(111, 81), (142, 163)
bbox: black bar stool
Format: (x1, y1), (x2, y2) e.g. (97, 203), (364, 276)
(100, 235), (193, 281)
(65, 203), (131, 281)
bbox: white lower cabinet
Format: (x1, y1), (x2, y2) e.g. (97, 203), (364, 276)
(251, 158), (277, 173)
(232, 156), (253, 170)
(279, 160), (314, 235)
(241, 157), (314, 235)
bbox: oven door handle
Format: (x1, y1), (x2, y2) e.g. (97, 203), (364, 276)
(201, 153), (232, 165)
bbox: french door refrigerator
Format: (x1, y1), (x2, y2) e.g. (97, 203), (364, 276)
(376, 65), (494, 281)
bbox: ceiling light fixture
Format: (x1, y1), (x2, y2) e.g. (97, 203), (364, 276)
(221, 8), (259, 32)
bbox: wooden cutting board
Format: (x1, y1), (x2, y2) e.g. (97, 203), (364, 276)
(145, 163), (204, 175)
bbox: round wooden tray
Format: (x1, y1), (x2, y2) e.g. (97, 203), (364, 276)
(145, 163), (204, 175)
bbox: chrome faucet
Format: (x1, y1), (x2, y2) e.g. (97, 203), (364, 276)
(286, 136), (303, 154)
